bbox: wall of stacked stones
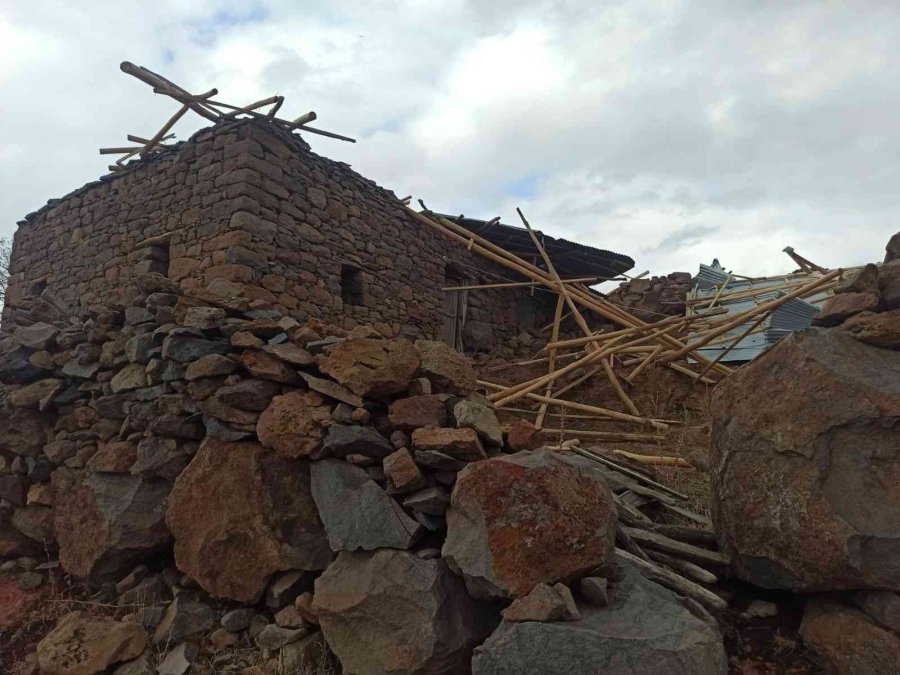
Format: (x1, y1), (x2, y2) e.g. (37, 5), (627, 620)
(3, 119), (558, 349)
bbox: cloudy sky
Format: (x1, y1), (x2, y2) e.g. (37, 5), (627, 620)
(2, 1), (899, 280)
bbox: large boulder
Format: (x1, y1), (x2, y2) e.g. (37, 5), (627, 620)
(711, 328), (900, 590)
(37, 610), (147, 675)
(310, 459), (422, 551)
(52, 469), (172, 582)
(318, 338), (419, 399)
(799, 599), (900, 674)
(166, 439), (332, 602)
(840, 309), (900, 350)
(414, 340), (477, 394)
(314, 550), (494, 675)
(0, 405), (50, 456)
(443, 449), (616, 599)
(472, 563), (727, 675)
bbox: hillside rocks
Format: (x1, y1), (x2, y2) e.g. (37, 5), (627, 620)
(472, 563), (727, 675)
(37, 611), (147, 675)
(166, 440), (331, 602)
(314, 550), (493, 675)
(710, 328), (900, 590)
(443, 449), (616, 599)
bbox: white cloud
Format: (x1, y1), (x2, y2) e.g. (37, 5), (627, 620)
(1, 0), (899, 280)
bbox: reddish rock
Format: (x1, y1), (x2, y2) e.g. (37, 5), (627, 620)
(412, 427), (486, 462)
(0, 405), (49, 456)
(711, 329), (900, 590)
(184, 354), (237, 380)
(166, 439), (332, 602)
(52, 469), (171, 582)
(37, 611), (147, 675)
(0, 575), (41, 628)
(800, 600), (900, 674)
(414, 340), (477, 395)
(443, 449), (616, 599)
(318, 338), (419, 399)
(383, 448), (426, 493)
(839, 309), (900, 349)
(834, 263), (880, 295)
(506, 419), (543, 451)
(257, 391), (332, 459)
(241, 349), (301, 384)
(812, 291), (880, 327)
(388, 395), (448, 431)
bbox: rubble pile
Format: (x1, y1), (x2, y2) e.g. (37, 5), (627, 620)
(606, 272), (693, 322)
(710, 232), (900, 672)
(0, 274), (727, 674)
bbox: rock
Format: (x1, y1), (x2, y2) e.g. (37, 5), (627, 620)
(834, 263), (879, 294)
(263, 342), (314, 366)
(414, 340), (477, 395)
(166, 440), (332, 602)
(812, 291), (880, 327)
(184, 354), (237, 380)
(266, 570), (312, 610)
(412, 427), (486, 462)
(443, 449), (616, 599)
(320, 424), (394, 459)
(403, 486), (450, 515)
(241, 349), (302, 384)
(414, 449), (467, 472)
(183, 305), (226, 329)
(275, 605), (306, 628)
(314, 550), (493, 675)
(214, 378), (281, 411)
(257, 624), (307, 649)
(310, 459), (422, 551)
(578, 577), (609, 607)
(383, 448), (426, 493)
(256, 391), (331, 459)
(886, 231), (900, 262)
(281, 632), (327, 672)
(840, 308), (900, 349)
(741, 600), (779, 620)
(14, 322), (59, 350)
(161, 334), (229, 363)
(52, 469), (171, 582)
(18, 571), (43, 590)
(117, 574), (169, 608)
(0, 406), (49, 456)
(388, 395), (448, 431)
(110, 364), (147, 393)
(800, 599), (900, 674)
(37, 611), (147, 675)
(298, 371), (364, 407)
(502, 583), (579, 622)
(221, 608), (256, 633)
(882, 277), (900, 310)
(9, 378), (62, 407)
(0, 474), (29, 505)
(472, 563), (727, 675)
(318, 338), (420, 399)
(156, 642), (199, 675)
(208, 627), (238, 649)
(710, 329), (900, 590)
(111, 651), (155, 675)
(11, 505), (54, 545)
(0, 347), (44, 384)
(506, 419), (542, 451)
(152, 595), (217, 645)
(453, 398), (503, 446)
(851, 590), (900, 632)
(124, 334), (156, 365)
(0, 574), (40, 628)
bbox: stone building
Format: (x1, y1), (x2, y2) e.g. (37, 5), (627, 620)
(2, 119), (633, 350)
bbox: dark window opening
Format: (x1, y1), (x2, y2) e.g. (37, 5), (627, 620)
(341, 265), (366, 306)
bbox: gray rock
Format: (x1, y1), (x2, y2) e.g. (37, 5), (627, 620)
(136, 606), (166, 629)
(221, 608), (256, 633)
(320, 424), (394, 459)
(157, 642), (199, 675)
(13, 322), (59, 350)
(112, 651), (155, 675)
(311, 459), (422, 551)
(125, 334), (157, 364)
(472, 564), (727, 675)
(403, 486), (450, 515)
(741, 600), (778, 620)
(502, 583), (580, 622)
(161, 335), (229, 363)
(281, 632), (327, 672)
(414, 449), (466, 472)
(257, 624), (308, 649)
(578, 577), (609, 607)
(266, 570), (313, 610)
(314, 550), (494, 675)
(852, 590), (900, 632)
(0, 347), (44, 384)
(453, 399), (503, 446)
(152, 595), (217, 645)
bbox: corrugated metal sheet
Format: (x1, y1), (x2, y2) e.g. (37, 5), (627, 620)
(687, 262), (829, 363)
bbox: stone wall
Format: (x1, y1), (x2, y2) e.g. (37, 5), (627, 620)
(3, 120), (557, 351)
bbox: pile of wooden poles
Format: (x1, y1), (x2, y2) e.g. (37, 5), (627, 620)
(407, 206), (844, 443)
(100, 61), (355, 172)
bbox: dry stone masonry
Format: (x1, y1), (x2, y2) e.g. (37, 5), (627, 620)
(0, 271), (726, 673)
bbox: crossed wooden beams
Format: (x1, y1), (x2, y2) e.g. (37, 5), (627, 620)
(100, 61), (355, 172)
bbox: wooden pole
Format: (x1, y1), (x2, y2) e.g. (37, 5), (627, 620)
(535, 292), (566, 429)
(625, 344), (663, 383)
(612, 450), (690, 467)
(442, 276), (601, 291)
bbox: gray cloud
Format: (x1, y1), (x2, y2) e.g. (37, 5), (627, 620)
(2, 0), (899, 280)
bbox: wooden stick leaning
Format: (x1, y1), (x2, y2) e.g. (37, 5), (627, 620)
(625, 344), (663, 383)
(612, 450), (690, 467)
(615, 548), (727, 611)
(535, 292), (566, 429)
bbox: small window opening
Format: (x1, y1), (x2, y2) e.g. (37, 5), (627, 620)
(341, 265), (366, 306)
